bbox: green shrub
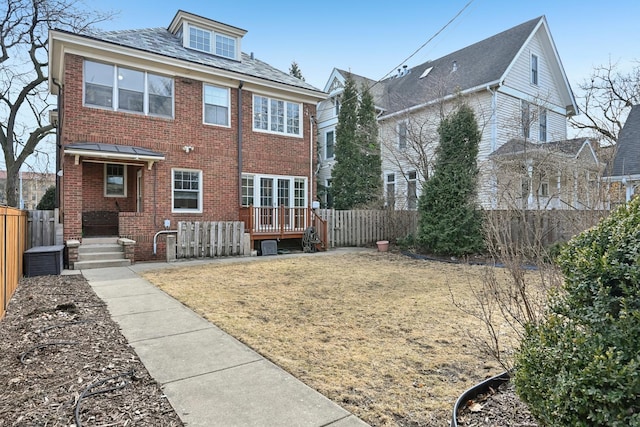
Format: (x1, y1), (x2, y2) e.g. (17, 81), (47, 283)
(36, 185), (56, 210)
(514, 198), (640, 426)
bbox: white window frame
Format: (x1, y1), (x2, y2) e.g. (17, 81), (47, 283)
(241, 173), (307, 208)
(104, 163), (127, 198)
(187, 24), (238, 60)
(172, 168), (203, 213)
(539, 180), (549, 197)
(539, 107), (547, 142)
(386, 173), (396, 208)
(84, 60), (174, 118)
(407, 171), (417, 210)
(325, 130), (335, 159)
(398, 121), (408, 149)
(521, 100), (531, 139)
(252, 95), (302, 137)
(203, 83), (230, 127)
(531, 54), (539, 85)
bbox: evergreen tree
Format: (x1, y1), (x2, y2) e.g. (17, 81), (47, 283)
(417, 103), (484, 256)
(331, 75), (360, 209)
(36, 186), (56, 210)
(356, 84), (383, 208)
(331, 76), (382, 209)
(289, 61), (305, 81)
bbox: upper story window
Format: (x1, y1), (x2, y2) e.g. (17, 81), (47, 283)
(203, 84), (230, 126)
(398, 121), (407, 149)
(188, 24), (237, 60)
(531, 54), (539, 85)
(539, 108), (547, 142)
(253, 95), (302, 137)
(325, 130), (335, 159)
(84, 60), (173, 118)
(334, 97), (341, 116)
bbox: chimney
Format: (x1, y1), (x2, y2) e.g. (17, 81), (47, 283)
(402, 65), (408, 76)
(250, 52), (254, 60)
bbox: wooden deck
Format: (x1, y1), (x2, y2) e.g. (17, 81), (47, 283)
(240, 206), (327, 250)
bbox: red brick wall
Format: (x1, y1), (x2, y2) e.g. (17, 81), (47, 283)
(61, 53), (318, 260)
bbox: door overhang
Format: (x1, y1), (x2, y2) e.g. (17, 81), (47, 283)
(64, 142), (165, 170)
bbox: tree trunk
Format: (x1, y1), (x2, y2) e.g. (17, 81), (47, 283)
(5, 166), (20, 208)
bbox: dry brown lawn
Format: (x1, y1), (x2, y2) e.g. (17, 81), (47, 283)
(142, 250), (507, 426)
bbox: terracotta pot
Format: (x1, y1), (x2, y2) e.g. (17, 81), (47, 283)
(376, 240), (389, 252)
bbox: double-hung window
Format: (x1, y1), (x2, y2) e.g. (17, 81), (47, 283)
(521, 100), (531, 139)
(386, 174), (396, 208)
(172, 169), (202, 213)
(252, 95), (301, 137)
(407, 171), (417, 210)
(203, 84), (230, 126)
(398, 121), (407, 149)
(84, 60), (174, 118)
(325, 130), (335, 159)
(539, 108), (547, 142)
(531, 54), (539, 85)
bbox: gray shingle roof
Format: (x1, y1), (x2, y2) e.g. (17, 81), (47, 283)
(607, 104), (640, 177)
(347, 17), (543, 116)
(490, 138), (592, 158)
(71, 27), (323, 93)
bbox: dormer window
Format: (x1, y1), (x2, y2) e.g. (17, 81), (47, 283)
(187, 24), (237, 60)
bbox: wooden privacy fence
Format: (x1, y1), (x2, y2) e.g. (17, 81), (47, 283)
(317, 209), (419, 248)
(27, 210), (60, 249)
(1, 207), (27, 320)
(177, 221), (246, 259)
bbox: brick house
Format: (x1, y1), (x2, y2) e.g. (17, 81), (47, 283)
(49, 10), (326, 264)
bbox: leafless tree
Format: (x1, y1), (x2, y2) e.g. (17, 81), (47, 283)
(570, 59), (640, 145)
(0, 0), (112, 207)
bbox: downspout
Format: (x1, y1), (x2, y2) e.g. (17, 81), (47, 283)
(52, 79), (63, 211)
(309, 114), (314, 207)
(238, 81), (244, 206)
(486, 84), (499, 209)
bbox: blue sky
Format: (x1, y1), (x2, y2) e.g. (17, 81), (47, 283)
(94, 0), (638, 91)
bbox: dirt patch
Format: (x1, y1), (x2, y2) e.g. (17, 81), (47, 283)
(142, 250), (516, 426)
(0, 274), (183, 426)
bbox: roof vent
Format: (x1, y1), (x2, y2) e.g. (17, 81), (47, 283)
(250, 52), (254, 60)
(452, 61), (458, 72)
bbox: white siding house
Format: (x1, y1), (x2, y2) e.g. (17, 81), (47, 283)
(317, 16), (599, 210)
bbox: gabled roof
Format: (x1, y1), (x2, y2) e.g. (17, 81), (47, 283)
(490, 138), (598, 163)
(323, 68), (387, 113)
(326, 16), (576, 119)
(607, 105), (640, 178)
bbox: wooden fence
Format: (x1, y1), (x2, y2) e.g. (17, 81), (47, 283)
(317, 209), (419, 248)
(27, 210), (62, 249)
(1, 207), (27, 320)
(176, 221), (247, 259)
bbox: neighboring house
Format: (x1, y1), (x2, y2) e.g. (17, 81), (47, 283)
(318, 16), (594, 210)
(0, 171), (55, 209)
(605, 104), (640, 201)
(49, 10), (326, 261)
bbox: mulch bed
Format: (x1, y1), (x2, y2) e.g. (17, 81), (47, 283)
(0, 274), (183, 426)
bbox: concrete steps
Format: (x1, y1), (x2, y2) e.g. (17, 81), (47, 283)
(75, 237), (131, 270)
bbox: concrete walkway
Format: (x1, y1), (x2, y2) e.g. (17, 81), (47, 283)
(77, 250), (370, 427)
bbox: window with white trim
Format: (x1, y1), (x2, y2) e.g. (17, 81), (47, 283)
(252, 95), (301, 136)
(521, 100), (531, 139)
(539, 180), (549, 197)
(241, 174), (307, 208)
(407, 171), (417, 210)
(325, 130), (335, 159)
(203, 84), (230, 126)
(188, 24), (237, 60)
(105, 164), (126, 197)
(172, 169), (202, 213)
(84, 60), (173, 118)
(539, 108), (547, 142)
(386, 173), (396, 208)
(398, 122), (408, 149)
(531, 54), (538, 85)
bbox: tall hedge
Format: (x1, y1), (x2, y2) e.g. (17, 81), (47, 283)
(514, 197), (640, 426)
